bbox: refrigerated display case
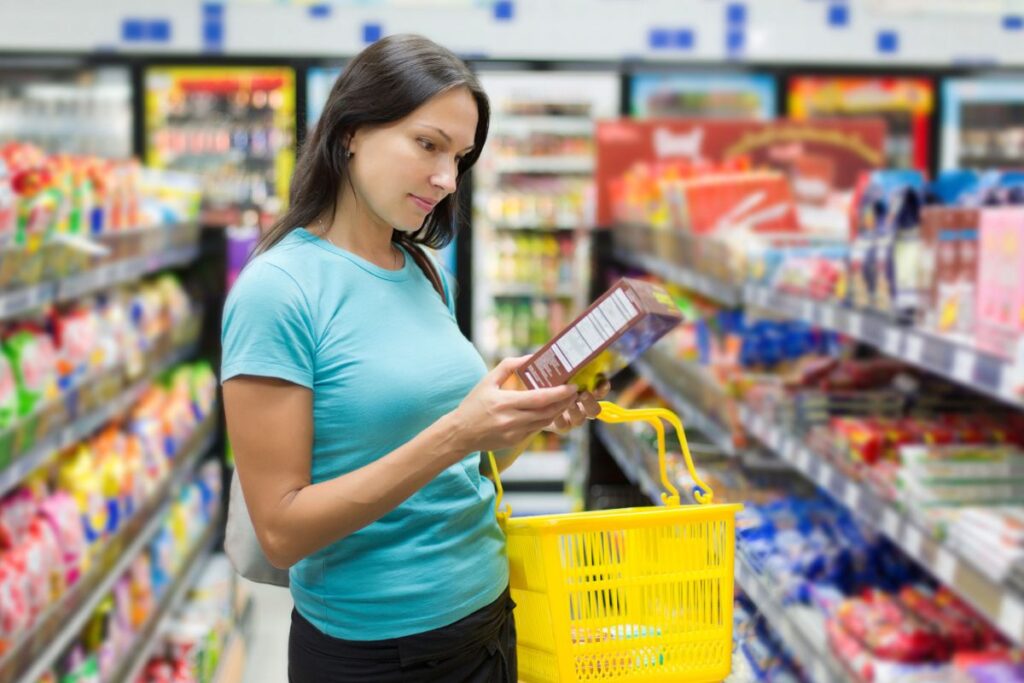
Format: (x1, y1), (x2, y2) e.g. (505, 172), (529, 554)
(629, 72), (777, 120)
(788, 75), (934, 172)
(942, 76), (1024, 170)
(144, 66), (296, 224)
(306, 65), (344, 129)
(0, 63), (132, 159)
(472, 70), (619, 515)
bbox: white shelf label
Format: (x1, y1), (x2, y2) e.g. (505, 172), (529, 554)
(904, 525), (924, 559)
(769, 429), (783, 450)
(936, 548), (957, 584)
(816, 465), (831, 488)
(783, 437), (798, 460)
(796, 447), (812, 470)
(882, 509), (900, 538)
(952, 348), (975, 383)
(843, 484), (862, 510)
(906, 334), (925, 363)
(801, 300), (814, 321)
(998, 595), (1024, 640)
(848, 312), (864, 337)
(820, 306), (836, 329)
(813, 660), (829, 683)
(884, 329), (902, 355)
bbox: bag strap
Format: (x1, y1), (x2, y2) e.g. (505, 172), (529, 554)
(404, 242), (447, 306)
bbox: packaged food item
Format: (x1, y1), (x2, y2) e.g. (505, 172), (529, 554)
(3, 328), (58, 418)
(515, 278), (682, 391)
(976, 207), (1024, 359)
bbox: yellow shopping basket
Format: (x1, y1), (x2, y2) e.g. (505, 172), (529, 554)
(488, 402), (743, 683)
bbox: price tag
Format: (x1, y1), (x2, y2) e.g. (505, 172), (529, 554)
(904, 525), (924, 559)
(884, 329), (902, 355)
(816, 464), (831, 488)
(796, 447), (812, 470)
(905, 334), (925, 363)
(847, 312), (864, 337)
(936, 548), (957, 584)
(844, 484), (862, 510)
(998, 595), (1024, 641)
(882, 509), (900, 538)
(801, 300), (814, 321)
(952, 348), (975, 383)
(784, 438), (799, 460)
(769, 429), (783, 450)
(820, 306), (836, 329)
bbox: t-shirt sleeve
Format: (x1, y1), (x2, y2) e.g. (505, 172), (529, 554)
(221, 260), (316, 388)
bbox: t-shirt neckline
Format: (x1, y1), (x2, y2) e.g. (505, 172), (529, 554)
(294, 227), (412, 281)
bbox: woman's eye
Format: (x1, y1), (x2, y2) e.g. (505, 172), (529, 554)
(418, 138), (435, 151)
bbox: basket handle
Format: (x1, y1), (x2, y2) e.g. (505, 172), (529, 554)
(596, 401), (714, 505)
(484, 400), (714, 521)
(487, 451), (511, 523)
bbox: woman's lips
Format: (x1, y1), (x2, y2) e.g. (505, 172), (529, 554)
(410, 194), (436, 212)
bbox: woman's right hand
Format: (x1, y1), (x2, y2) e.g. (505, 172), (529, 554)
(450, 355), (580, 454)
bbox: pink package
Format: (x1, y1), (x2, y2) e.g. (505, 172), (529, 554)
(976, 208), (1024, 360)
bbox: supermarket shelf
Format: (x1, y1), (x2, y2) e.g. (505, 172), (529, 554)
(111, 517), (221, 683)
(502, 451), (571, 483)
(0, 341), (199, 498)
(744, 283), (1024, 409)
(613, 248), (743, 308)
(57, 243), (200, 303)
(3, 422), (217, 683)
(734, 553), (854, 683)
(488, 223), (581, 232)
(0, 228), (200, 322)
(738, 405), (1024, 648)
(503, 491), (575, 516)
(490, 116), (594, 136)
(490, 284), (577, 298)
(597, 420), (851, 682)
(634, 350), (738, 456)
(595, 422), (666, 505)
(492, 156), (594, 174)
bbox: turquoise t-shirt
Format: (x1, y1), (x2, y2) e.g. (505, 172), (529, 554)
(221, 228), (508, 641)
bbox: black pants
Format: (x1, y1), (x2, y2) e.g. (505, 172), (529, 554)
(288, 587), (517, 682)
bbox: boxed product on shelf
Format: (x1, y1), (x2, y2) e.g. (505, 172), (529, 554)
(918, 206), (980, 334)
(976, 207), (1024, 360)
(515, 277), (682, 391)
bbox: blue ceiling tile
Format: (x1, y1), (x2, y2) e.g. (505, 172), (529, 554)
(363, 23), (383, 43)
(827, 3), (849, 27)
(146, 20), (172, 42)
(877, 30), (899, 53)
(727, 3), (747, 25)
(649, 28), (671, 50)
(122, 18), (145, 42)
(308, 4), (331, 19)
(494, 0), (514, 21)
(673, 28), (695, 49)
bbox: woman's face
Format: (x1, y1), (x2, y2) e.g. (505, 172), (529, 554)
(346, 86), (479, 233)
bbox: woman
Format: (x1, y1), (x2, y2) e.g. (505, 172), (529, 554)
(221, 34), (606, 682)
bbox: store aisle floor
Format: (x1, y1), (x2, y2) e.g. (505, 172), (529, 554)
(242, 579), (293, 683)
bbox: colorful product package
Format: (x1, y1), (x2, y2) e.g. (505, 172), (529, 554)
(515, 278), (683, 391)
(3, 328), (57, 419)
(976, 207), (1024, 359)
(918, 207), (980, 334)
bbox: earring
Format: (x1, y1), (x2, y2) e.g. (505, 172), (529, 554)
(345, 150), (353, 159)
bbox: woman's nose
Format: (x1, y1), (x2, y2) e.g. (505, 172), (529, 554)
(431, 169), (456, 194)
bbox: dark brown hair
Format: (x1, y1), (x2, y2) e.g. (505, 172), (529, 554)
(255, 34), (489, 255)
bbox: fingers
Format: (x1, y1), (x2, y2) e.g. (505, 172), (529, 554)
(577, 391), (601, 419)
(489, 355), (532, 386)
(593, 378), (611, 400)
(507, 384), (578, 410)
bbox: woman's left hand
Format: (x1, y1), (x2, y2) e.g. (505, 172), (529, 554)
(547, 379), (611, 434)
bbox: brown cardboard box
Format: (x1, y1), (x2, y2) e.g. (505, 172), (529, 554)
(515, 278), (683, 391)
(920, 207), (979, 333)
